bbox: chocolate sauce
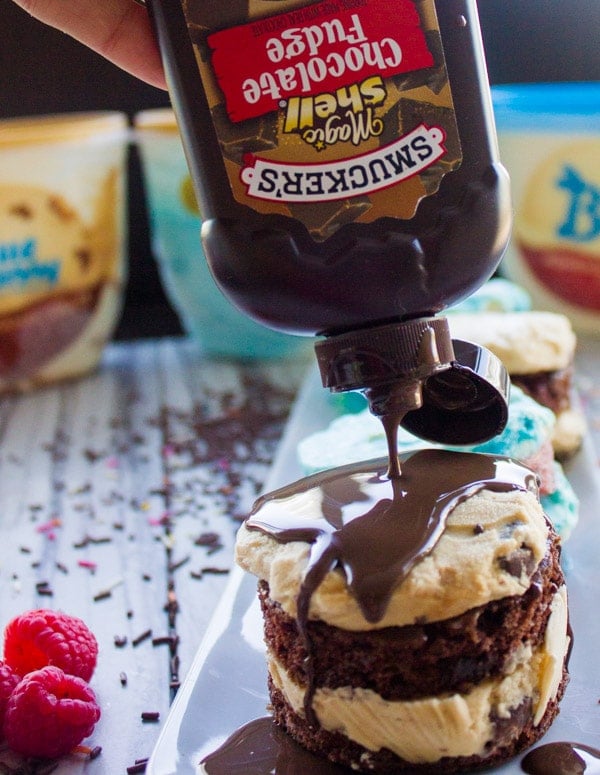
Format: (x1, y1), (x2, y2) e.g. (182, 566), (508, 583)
(200, 716), (349, 775)
(521, 742), (600, 775)
(201, 728), (600, 775)
(201, 727), (600, 775)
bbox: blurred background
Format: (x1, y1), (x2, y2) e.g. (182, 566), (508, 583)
(1, 0), (599, 340)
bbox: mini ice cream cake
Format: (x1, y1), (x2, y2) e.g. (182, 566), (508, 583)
(448, 311), (585, 459)
(235, 449), (570, 773)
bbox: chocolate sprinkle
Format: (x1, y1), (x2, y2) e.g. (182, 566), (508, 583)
(126, 760), (148, 774)
(93, 589), (112, 602)
(132, 629), (153, 647)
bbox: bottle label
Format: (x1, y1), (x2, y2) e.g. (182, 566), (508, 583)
(183, 0), (462, 239)
(0, 176), (121, 317)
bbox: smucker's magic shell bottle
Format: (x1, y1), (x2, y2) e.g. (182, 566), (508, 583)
(147, 0), (512, 448)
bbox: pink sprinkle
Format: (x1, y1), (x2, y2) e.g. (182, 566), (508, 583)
(105, 456), (120, 469)
(217, 458), (230, 471)
(163, 444), (176, 457)
(37, 518), (62, 534)
(78, 560), (98, 570)
(149, 511), (172, 527)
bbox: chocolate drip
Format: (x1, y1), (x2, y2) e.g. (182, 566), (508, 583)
(247, 449), (537, 722)
(521, 741), (600, 774)
(200, 716), (348, 775)
(382, 410), (403, 479)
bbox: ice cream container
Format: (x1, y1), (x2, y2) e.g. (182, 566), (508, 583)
(493, 82), (600, 334)
(134, 108), (310, 359)
(0, 111), (129, 391)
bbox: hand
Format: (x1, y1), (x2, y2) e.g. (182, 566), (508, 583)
(12, 0), (167, 89)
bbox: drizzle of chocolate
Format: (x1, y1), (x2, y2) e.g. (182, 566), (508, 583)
(201, 716), (348, 775)
(248, 449), (536, 624)
(381, 405), (404, 479)
(521, 741), (600, 774)
(365, 325), (442, 480)
(247, 449), (537, 722)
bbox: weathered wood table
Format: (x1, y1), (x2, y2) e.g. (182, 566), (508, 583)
(0, 337), (309, 775)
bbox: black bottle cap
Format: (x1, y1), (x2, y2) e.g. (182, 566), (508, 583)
(401, 339), (510, 445)
(315, 318), (509, 446)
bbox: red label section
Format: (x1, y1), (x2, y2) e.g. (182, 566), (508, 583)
(208, 0), (434, 123)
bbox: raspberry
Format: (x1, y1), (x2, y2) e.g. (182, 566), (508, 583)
(3, 609), (98, 681)
(0, 660), (19, 737)
(3, 666), (100, 759)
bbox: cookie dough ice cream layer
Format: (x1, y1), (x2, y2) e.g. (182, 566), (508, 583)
(236, 485), (549, 631)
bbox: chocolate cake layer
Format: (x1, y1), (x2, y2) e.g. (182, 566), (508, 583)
(259, 533), (564, 701)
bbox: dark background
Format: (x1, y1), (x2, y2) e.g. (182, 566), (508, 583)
(1, 0), (599, 339)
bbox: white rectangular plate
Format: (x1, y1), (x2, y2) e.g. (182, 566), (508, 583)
(147, 366), (600, 775)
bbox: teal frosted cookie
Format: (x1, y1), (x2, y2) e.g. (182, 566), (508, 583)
(458, 384), (555, 462)
(447, 277), (532, 314)
(298, 386), (578, 539)
(542, 462), (580, 541)
(300, 386), (553, 472)
(298, 407), (412, 473)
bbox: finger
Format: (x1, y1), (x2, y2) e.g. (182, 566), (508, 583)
(13, 0), (167, 89)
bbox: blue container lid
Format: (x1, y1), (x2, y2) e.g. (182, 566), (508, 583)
(492, 82), (600, 132)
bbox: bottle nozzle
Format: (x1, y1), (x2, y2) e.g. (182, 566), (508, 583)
(315, 317), (509, 446)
